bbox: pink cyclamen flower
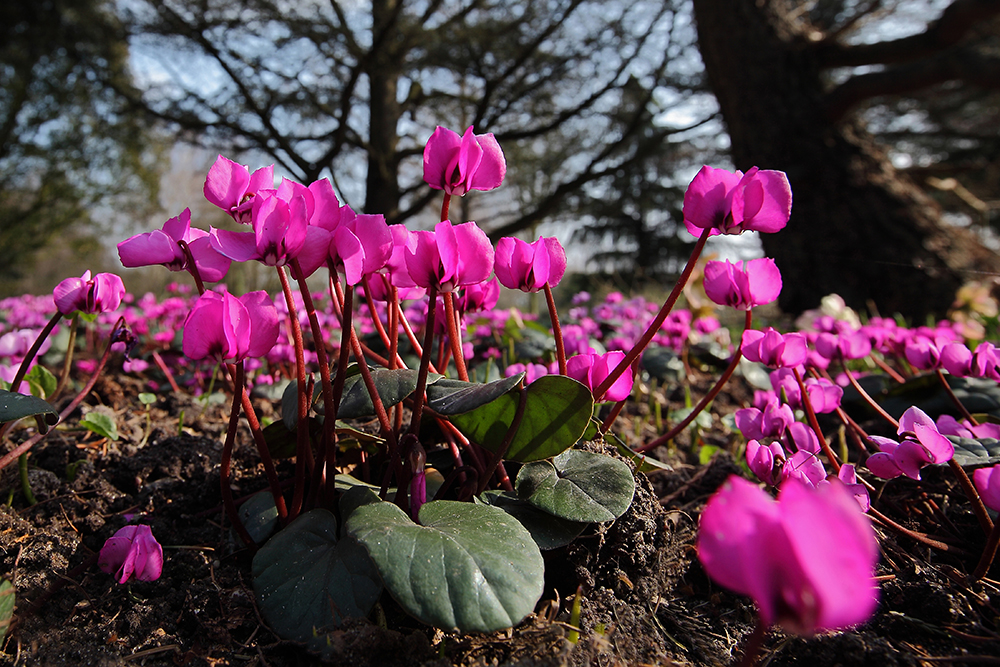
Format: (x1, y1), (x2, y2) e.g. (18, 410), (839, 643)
(702, 258), (782, 311)
(566, 351), (634, 402)
(117, 208), (231, 282)
(741, 328), (808, 369)
(819, 464), (871, 512)
(203, 155), (275, 224)
(735, 400), (794, 441)
(404, 221), (495, 292)
(182, 290), (281, 363)
(935, 414), (1000, 440)
(53, 271), (126, 317)
(423, 126), (506, 196)
(973, 465), (1000, 512)
(683, 165), (792, 237)
(493, 237), (568, 292)
(698, 475), (879, 635)
(99, 525), (163, 584)
(210, 185), (310, 268)
(327, 211), (394, 286)
(866, 406), (955, 480)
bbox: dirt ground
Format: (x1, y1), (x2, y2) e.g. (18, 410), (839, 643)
(2, 371), (999, 666)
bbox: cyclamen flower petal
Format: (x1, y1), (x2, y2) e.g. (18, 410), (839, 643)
(741, 328), (808, 369)
(53, 271), (126, 316)
(972, 465), (1000, 512)
(566, 351), (634, 402)
(683, 166), (792, 237)
(118, 209), (231, 282)
(182, 290), (280, 363)
(702, 258), (781, 311)
(698, 476), (878, 635)
(494, 237), (567, 292)
(423, 126), (506, 196)
(99, 525), (163, 584)
(204, 155), (274, 224)
(404, 221), (494, 292)
(746, 440), (784, 486)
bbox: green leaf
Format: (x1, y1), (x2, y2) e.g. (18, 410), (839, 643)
(252, 509), (382, 656)
(0, 390), (58, 429)
(947, 435), (1000, 467)
(238, 491), (279, 544)
(280, 374), (321, 431)
(425, 373), (524, 415)
(605, 430), (673, 474)
(343, 487), (544, 633)
(138, 392), (157, 405)
(450, 375), (594, 462)
(0, 578), (14, 646)
(338, 368), (421, 419)
(26, 365), (57, 399)
(640, 346), (685, 383)
(515, 450), (635, 523)
(262, 420), (305, 459)
(79, 412), (119, 441)
(478, 490), (588, 551)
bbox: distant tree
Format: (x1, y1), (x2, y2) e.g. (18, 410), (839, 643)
(119, 0), (712, 278)
(692, 0), (1000, 318)
(0, 0), (159, 293)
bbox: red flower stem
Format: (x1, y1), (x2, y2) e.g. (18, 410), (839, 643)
(868, 507), (966, 554)
(388, 283), (401, 370)
(360, 275), (395, 357)
(409, 285), (439, 436)
(442, 291), (469, 381)
(226, 366), (289, 522)
(291, 260), (338, 506)
(440, 193), (451, 223)
(478, 385), (528, 495)
(150, 350), (182, 394)
(807, 368), (874, 452)
(794, 367), (841, 473)
(593, 226), (711, 401)
(601, 401), (627, 435)
(221, 362), (256, 548)
(949, 458), (994, 536)
(0, 318), (121, 472)
(395, 299), (438, 373)
(969, 519), (1000, 582)
(843, 365), (899, 430)
(638, 310), (753, 452)
(52, 313), (79, 401)
(935, 368), (978, 424)
(8, 311), (62, 398)
(543, 284), (567, 375)
(177, 239), (206, 295)
(276, 266), (311, 520)
(872, 354), (907, 383)
(738, 618), (767, 667)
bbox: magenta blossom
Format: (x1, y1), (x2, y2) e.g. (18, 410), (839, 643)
(423, 126), (506, 196)
(566, 351), (634, 402)
(99, 525), (163, 584)
(935, 414), (1000, 440)
(493, 237), (568, 293)
(182, 290), (281, 363)
(210, 185), (310, 268)
(735, 400), (794, 441)
(698, 475), (879, 635)
(53, 271), (126, 317)
(702, 258), (782, 311)
(404, 221), (494, 292)
(118, 208), (231, 282)
(940, 341), (1000, 381)
(203, 155), (275, 224)
(819, 464), (871, 512)
(683, 165), (792, 237)
(460, 277), (501, 313)
(741, 328), (808, 369)
(866, 406), (955, 480)
(328, 211), (393, 286)
(973, 465), (1000, 512)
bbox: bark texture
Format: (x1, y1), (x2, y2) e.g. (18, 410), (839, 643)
(692, 0), (1000, 319)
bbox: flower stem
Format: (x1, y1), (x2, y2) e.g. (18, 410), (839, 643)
(442, 291), (469, 381)
(794, 367), (841, 473)
(478, 385), (528, 495)
(639, 310), (752, 452)
(543, 284), (567, 375)
(276, 266), (311, 520)
(593, 226), (711, 401)
(969, 519), (1000, 582)
(948, 458), (994, 536)
(409, 286), (439, 436)
(843, 365), (899, 430)
(935, 369), (977, 424)
(738, 617), (767, 667)
(221, 362), (256, 548)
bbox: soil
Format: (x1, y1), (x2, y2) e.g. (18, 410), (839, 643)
(2, 371), (1000, 666)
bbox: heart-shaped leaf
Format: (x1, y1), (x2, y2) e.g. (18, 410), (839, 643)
(343, 487), (544, 633)
(238, 491), (279, 544)
(252, 509), (382, 656)
(947, 435), (1000, 467)
(338, 368), (421, 419)
(426, 373), (524, 415)
(280, 374), (321, 431)
(26, 364), (57, 399)
(515, 449), (635, 522)
(0, 390), (57, 429)
(80, 412), (118, 441)
(478, 490), (588, 550)
(605, 431), (673, 474)
(449, 375), (593, 462)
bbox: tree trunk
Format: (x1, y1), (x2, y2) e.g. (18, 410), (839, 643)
(365, 0), (402, 218)
(691, 0), (1000, 319)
